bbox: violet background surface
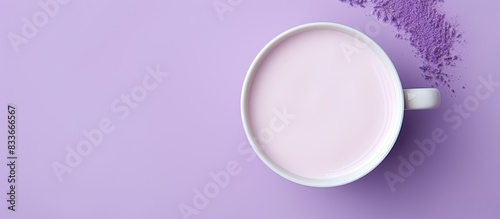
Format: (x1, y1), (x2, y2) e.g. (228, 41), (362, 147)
(0, 0), (499, 218)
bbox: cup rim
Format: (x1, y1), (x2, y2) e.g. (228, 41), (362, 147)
(240, 22), (404, 187)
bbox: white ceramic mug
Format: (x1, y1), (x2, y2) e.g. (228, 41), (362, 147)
(240, 22), (440, 187)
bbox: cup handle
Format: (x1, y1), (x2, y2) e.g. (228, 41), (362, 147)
(403, 88), (440, 110)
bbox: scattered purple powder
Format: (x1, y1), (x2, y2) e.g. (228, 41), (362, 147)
(339, 0), (462, 93)
(339, 0), (368, 7)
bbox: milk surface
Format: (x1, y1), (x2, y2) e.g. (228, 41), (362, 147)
(248, 29), (399, 179)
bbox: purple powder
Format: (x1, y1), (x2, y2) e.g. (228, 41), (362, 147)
(339, 0), (368, 7)
(340, 0), (462, 93)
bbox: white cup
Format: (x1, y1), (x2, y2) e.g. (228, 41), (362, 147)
(241, 22), (440, 187)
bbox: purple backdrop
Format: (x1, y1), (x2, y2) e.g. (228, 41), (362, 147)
(0, 0), (499, 218)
